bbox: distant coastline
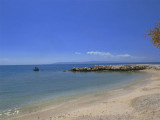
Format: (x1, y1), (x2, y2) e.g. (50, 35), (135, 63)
(53, 61), (160, 65)
(1, 62), (160, 66)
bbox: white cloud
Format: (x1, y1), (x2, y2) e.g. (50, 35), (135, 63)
(75, 52), (81, 55)
(86, 51), (145, 59)
(87, 51), (112, 56)
(117, 54), (131, 57)
(87, 51), (131, 57)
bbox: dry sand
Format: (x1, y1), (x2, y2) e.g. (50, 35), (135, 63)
(12, 70), (160, 120)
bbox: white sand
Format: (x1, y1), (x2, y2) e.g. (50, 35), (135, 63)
(11, 70), (160, 120)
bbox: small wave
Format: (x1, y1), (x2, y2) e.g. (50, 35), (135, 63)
(0, 108), (20, 119)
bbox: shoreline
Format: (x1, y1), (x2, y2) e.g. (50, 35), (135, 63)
(9, 70), (159, 120)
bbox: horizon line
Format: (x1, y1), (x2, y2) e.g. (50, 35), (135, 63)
(0, 61), (160, 66)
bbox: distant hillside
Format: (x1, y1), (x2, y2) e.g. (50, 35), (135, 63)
(53, 61), (114, 64)
(53, 61), (160, 65)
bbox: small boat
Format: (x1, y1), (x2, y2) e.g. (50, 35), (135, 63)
(33, 67), (39, 71)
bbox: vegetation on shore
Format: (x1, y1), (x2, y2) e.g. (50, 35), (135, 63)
(145, 19), (160, 50)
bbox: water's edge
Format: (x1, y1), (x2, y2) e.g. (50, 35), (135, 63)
(7, 71), (151, 120)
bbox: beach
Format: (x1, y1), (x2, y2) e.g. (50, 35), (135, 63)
(10, 69), (160, 120)
(1, 0), (160, 119)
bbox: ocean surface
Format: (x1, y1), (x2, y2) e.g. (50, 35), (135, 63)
(0, 63), (153, 119)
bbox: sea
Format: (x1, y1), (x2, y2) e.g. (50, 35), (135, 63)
(0, 63), (158, 119)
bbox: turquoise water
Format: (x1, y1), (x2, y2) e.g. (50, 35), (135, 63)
(0, 64), (150, 119)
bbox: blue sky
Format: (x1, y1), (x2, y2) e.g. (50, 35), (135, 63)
(0, 0), (160, 65)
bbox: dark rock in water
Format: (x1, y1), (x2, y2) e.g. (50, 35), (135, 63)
(69, 65), (160, 72)
(33, 67), (39, 71)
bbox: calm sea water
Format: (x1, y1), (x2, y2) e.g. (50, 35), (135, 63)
(0, 64), (152, 119)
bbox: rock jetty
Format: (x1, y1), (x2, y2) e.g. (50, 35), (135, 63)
(69, 65), (160, 72)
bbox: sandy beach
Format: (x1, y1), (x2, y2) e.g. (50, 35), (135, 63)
(11, 70), (160, 120)
(1, 0), (160, 119)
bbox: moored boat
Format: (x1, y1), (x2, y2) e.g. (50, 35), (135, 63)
(33, 67), (39, 71)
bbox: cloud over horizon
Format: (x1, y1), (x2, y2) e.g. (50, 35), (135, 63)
(86, 51), (147, 59)
(87, 51), (131, 58)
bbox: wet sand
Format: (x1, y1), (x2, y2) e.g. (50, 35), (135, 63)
(11, 70), (160, 120)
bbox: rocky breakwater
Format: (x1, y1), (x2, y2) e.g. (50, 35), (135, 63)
(69, 65), (160, 72)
